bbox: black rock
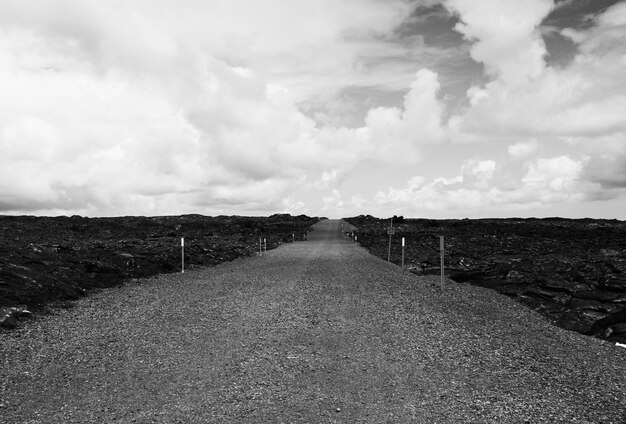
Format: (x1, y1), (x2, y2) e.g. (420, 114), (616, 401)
(0, 214), (320, 325)
(346, 215), (626, 344)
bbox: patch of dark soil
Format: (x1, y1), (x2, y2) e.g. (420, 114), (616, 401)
(345, 215), (626, 344)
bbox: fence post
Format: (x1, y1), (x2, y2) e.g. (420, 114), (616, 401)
(440, 235), (444, 290)
(402, 237), (405, 268)
(181, 237), (185, 273)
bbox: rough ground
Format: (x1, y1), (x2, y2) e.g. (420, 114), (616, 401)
(1, 219), (625, 423)
(344, 215), (626, 344)
(0, 213), (318, 316)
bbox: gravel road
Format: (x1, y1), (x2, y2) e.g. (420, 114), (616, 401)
(1, 219), (625, 423)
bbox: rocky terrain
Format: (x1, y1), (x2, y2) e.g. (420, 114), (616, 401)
(0, 214), (318, 327)
(2, 219), (625, 422)
(345, 215), (626, 344)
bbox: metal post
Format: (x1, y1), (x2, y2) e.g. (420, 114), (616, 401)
(181, 237), (185, 273)
(402, 237), (405, 268)
(440, 235), (444, 290)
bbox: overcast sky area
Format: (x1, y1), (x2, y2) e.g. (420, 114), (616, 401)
(1, 0), (625, 219)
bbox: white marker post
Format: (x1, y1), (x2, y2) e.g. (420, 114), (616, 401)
(292, 233), (295, 243)
(440, 235), (445, 290)
(259, 237), (262, 256)
(355, 235), (357, 243)
(264, 238), (267, 253)
(181, 237), (185, 273)
(402, 237), (405, 268)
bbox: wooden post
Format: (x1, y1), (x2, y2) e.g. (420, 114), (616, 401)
(440, 235), (444, 290)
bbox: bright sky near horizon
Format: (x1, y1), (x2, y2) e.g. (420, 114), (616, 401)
(1, 0), (625, 219)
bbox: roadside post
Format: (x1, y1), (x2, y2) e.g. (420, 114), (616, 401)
(355, 235), (357, 243)
(181, 237), (185, 273)
(292, 233), (295, 243)
(387, 217), (394, 263)
(264, 238), (267, 253)
(259, 237), (262, 256)
(402, 237), (405, 268)
(440, 235), (445, 290)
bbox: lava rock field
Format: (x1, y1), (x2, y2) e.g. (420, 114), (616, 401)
(346, 215), (626, 344)
(0, 213), (318, 326)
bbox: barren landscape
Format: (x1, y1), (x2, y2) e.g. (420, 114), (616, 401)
(1, 219), (625, 423)
(345, 215), (626, 345)
(0, 213), (318, 327)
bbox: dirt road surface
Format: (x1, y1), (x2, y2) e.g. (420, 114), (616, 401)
(1, 219), (625, 423)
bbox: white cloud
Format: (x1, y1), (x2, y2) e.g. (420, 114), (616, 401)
(360, 69), (446, 162)
(448, 1), (626, 141)
(508, 140), (539, 159)
(0, 0), (437, 215)
(374, 154), (592, 216)
(0, 0), (624, 218)
(445, 0), (554, 84)
(444, 0), (626, 208)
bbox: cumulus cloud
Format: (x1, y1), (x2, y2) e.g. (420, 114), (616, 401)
(447, 0), (626, 141)
(0, 0), (442, 216)
(359, 68), (446, 162)
(442, 0), (626, 210)
(375, 154), (589, 216)
(445, 0), (553, 84)
(1, 0), (624, 218)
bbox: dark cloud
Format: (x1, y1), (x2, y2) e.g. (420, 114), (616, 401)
(393, 3), (464, 48)
(541, 27), (579, 67)
(582, 154), (626, 189)
(541, 0), (625, 67)
(546, 0), (624, 29)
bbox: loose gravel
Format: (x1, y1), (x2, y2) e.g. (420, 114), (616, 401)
(1, 219), (625, 423)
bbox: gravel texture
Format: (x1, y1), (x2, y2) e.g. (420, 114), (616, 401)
(1, 219), (625, 423)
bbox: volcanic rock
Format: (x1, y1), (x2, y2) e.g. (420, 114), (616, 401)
(0, 214), (320, 325)
(346, 215), (626, 344)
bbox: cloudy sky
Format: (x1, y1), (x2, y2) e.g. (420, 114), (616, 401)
(1, 0), (625, 218)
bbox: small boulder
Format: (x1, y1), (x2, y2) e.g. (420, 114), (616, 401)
(0, 306), (32, 329)
(0, 314), (17, 329)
